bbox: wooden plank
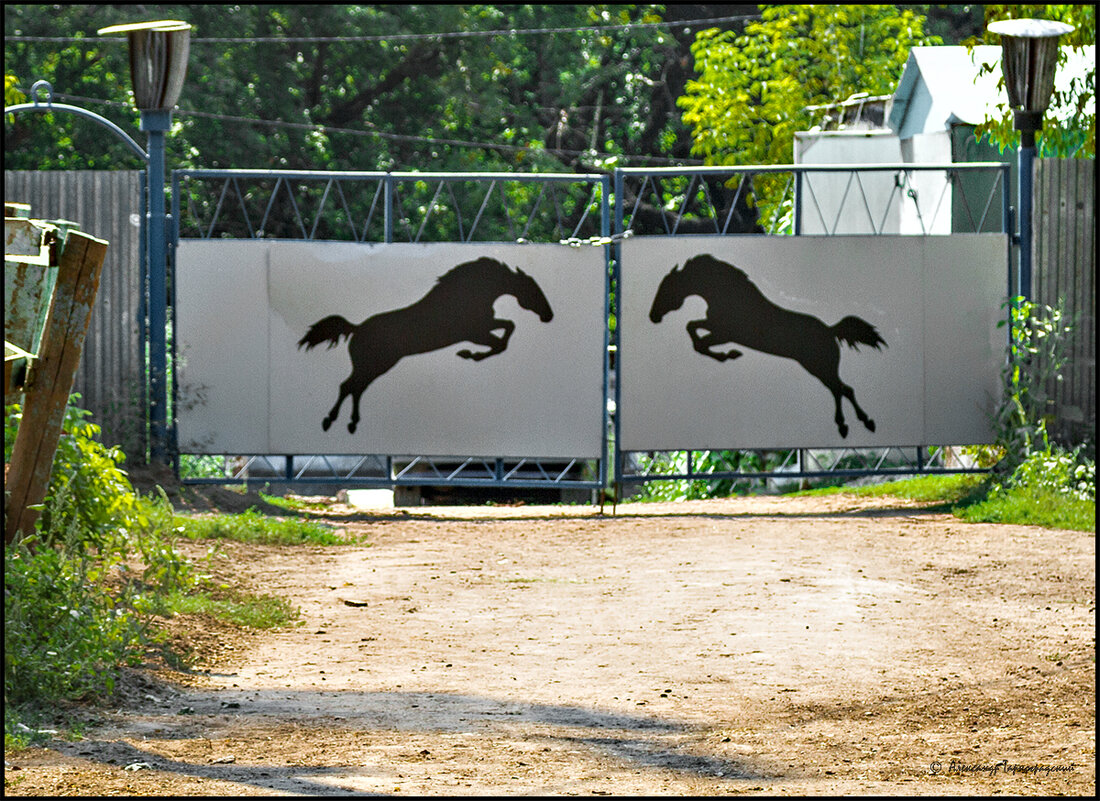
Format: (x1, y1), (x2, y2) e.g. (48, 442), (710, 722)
(5, 230), (109, 543)
(1068, 160), (1083, 426)
(1032, 157), (1095, 443)
(1078, 158), (1096, 439)
(4, 170), (146, 458)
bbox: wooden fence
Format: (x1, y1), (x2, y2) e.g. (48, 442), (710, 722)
(4, 170), (146, 457)
(1033, 157), (1096, 446)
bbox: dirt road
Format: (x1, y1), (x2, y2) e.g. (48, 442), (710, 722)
(5, 493), (1095, 795)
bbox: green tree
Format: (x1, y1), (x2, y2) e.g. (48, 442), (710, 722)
(677, 4), (938, 227)
(4, 4), (749, 174)
(965, 4), (1095, 157)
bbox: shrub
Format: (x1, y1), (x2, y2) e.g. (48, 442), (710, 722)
(4, 536), (148, 707)
(993, 297), (1076, 475)
(4, 399), (198, 742)
(632, 450), (772, 501)
(5, 398), (142, 548)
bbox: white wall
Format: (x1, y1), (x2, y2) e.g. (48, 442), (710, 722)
(794, 130), (904, 233)
(794, 128), (957, 235)
(899, 131), (954, 234)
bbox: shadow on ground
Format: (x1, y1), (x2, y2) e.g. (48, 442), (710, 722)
(48, 688), (765, 795)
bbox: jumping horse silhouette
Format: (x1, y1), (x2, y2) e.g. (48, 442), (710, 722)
(299, 256), (553, 434)
(649, 253), (887, 438)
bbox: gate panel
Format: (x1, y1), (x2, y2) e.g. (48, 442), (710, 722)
(171, 170), (611, 489)
(175, 240), (605, 459)
(618, 234), (1005, 452)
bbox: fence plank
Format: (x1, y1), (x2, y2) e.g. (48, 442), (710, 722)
(1033, 157), (1095, 444)
(3, 170), (145, 457)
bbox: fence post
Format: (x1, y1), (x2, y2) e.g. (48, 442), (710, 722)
(612, 168), (625, 492)
(6, 229), (109, 543)
(793, 169), (803, 236)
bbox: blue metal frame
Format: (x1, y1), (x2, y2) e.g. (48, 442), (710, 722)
(5, 81), (150, 162)
(610, 162), (1013, 492)
(169, 168), (612, 491)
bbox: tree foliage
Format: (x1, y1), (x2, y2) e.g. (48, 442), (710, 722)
(677, 4), (937, 227)
(964, 4), (1096, 157)
(4, 4), (758, 174)
(678, 5), (936, 165)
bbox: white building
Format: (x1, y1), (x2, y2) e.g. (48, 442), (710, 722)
(793, 45), (1093, 235)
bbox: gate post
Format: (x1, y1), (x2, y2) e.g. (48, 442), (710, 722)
(612, 168), (625, 491)
(384, 174), (394, 243)
(143, 109), (172, 463)
(793, 170), (803, 236)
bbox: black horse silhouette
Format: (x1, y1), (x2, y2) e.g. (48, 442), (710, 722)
(298, 256), (553, 434)
(649, 254), (887, 438)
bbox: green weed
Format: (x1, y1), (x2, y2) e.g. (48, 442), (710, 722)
(175, 508), (346, 545)
(258, 492), (330, 512)
(801, 473), (987, 505)
(4, 397), (306, 748)
(956, 482), (1094, 532)
(151, 588), (298, 629)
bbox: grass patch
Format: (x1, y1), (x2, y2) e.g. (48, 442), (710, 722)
(154, 587), (298, 629)
(176, 509), (347, 545)
(792, 472), (1094, 532)
(259, 492), (330, 512)
(793, 473), (986, 505)
(956, 484), (1095, 532)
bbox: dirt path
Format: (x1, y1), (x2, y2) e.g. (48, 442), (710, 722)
(5, 494), (1095, 796)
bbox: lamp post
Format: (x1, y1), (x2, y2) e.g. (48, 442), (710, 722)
(986, 17), (1074, 302)
(97, 20), (191, 464)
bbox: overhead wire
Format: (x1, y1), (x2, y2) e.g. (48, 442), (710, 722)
(8, 12), (759, 44)
(35, 92), (706, 166)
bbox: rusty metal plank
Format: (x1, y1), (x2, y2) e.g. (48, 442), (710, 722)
(5, 217), (55, 263)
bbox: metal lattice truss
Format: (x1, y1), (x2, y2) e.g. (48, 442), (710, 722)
(179, 454), (594, 488)
(174, 169), (608, 244)
(614, 163), (1010, 236)
(619, 446), (984, 489)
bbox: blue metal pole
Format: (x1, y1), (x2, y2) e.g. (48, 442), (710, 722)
(793, 169), (803, 236)
(384, 174), (394, 243)
(141, 109), (172, 464)
(600, 174), (612, 493)
(1017, 140), (1035, 300)
(612, 168), (625, 490)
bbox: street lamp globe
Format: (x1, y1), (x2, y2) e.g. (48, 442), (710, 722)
(987, 17), (1075, 140)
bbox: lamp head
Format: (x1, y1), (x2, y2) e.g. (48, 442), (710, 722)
(98, 20), (192, 112)
(987, 17), (1074, 131)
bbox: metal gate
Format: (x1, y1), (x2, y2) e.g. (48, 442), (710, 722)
(610, 162), (1012, 493)
(170, 169), (612, 492)
(168, 163), (1010, 496)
